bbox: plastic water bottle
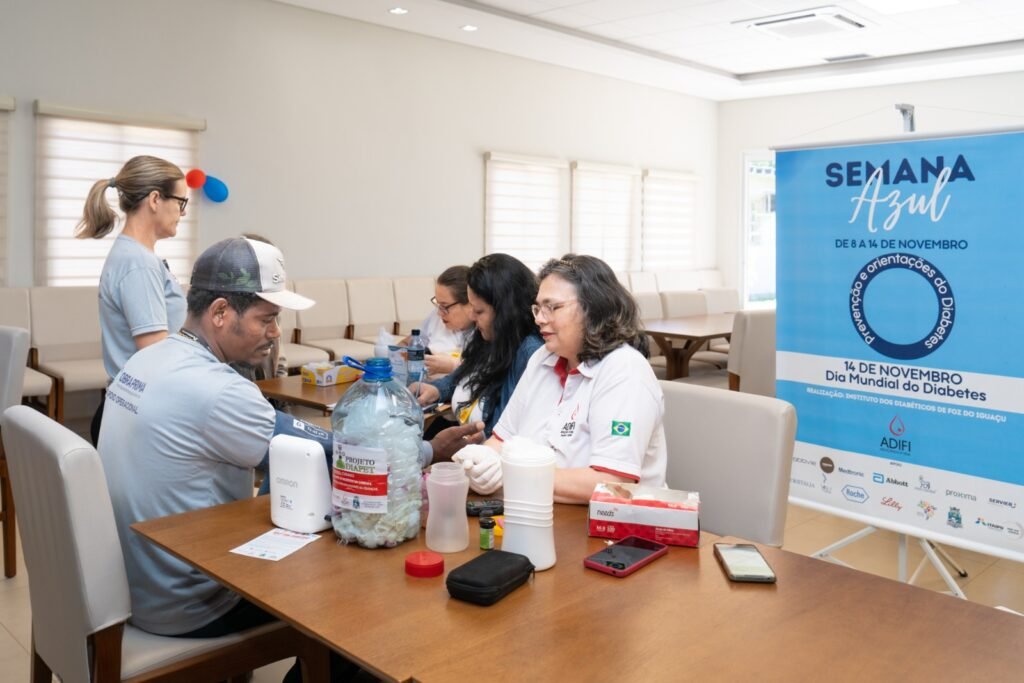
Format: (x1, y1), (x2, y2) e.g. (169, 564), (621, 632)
(407, 328), (425, 391)
(330, 357), (424, 548)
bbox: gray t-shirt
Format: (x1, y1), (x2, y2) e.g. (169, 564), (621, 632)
(98, 334), (275, 635)
(99, 234), (187, 380)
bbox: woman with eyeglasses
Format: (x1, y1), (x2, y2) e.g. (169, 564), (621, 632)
(456, 254), (667, 504)
(76, 155), (189, 444)
(414, 254), (543, 438)
(419, 265), (474, 378)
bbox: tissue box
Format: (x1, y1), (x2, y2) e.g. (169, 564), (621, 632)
(300, 362), (362, 386)
(588, 482), (700, 547)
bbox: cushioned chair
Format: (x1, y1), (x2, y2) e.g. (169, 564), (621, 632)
(0, 326), (29, 578)
(346, 278), (398, 344)
(293, 279), (374, 361)
(659, 381), (796, 546)
(702, 288), (740, 354)
(278, 304), (330, 372)
(0, 288), (56, 416)
(29, 287), (108, 423)
(0, 405), (329, 682)
(726, 309), (776, 397)
(659, 290), (727, 369)
(393, 276), (435, 335)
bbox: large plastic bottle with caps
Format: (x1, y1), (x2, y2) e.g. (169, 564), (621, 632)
(330, 357), (424, 548)
(407, 328), (425, 390)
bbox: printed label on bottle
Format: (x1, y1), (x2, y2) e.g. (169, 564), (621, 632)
(332, 442), (389, 513)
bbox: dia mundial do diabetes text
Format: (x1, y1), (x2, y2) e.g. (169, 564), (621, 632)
(824, 359), (986, 402)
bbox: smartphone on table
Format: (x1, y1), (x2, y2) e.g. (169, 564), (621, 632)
(713, 543), (777, 583)
(583, 536), (668, 577)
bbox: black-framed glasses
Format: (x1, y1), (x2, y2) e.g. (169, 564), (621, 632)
(163, 194), (189, 215)
(430, 296), (459, 314)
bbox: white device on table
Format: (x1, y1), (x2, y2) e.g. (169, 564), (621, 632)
(269, 434), (332, 533)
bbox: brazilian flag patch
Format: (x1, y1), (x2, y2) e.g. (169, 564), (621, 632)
(611, 421), (631, 437)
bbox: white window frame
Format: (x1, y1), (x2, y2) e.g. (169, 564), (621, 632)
(484, 152), (569, 271)
(570, 161), (641, 272)
(641, 169), (698, 273)
(34, 101), (205, 286)
(0, 96), (13, 286)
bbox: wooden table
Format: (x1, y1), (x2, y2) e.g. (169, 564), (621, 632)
(256, 376), (355, 415)
(132, 497), (1024, 682)
(644, 313), (734, 379)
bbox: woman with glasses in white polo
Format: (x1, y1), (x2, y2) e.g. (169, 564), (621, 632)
(457, 254), (667, 504)
(76, 155), (189, 444)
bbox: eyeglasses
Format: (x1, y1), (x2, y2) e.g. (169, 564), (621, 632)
(163, 194), (189, 215)
(531, 299), (577, 319)
(430, 296), (460, 315)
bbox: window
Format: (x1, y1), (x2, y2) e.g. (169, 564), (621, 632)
(641, 170), (698, 272)
(0, 97), (12, 286)
(742, 151), (776, 307)
(570, 162), (640, 272)
(484, 152), (568, 271)
(34, 103), (204, 286)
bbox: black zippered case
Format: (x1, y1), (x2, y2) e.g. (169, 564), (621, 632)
(445, 550), (535, 606)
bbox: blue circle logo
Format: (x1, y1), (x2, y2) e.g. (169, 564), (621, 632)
(849, 253), (955, 360)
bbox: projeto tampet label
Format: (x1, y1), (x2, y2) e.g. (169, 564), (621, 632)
(332, 442), (389, 513)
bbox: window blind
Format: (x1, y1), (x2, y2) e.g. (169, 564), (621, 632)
(0, 100), (11, 286)
(35, 110), (200, 286)
(571, 162), (641, 272)
(641, 170), (698, 272)
(485, 152), (568, 272)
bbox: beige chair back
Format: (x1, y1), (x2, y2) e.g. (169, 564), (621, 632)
(613, 271), (630, 291)
(702, 288), (740, 313)
(346, 278), (397, 340)
(294, 279), (350, 341)
(0, 288), (32, 329)
(727, 309), (776, 397)
(0, 327), (29, 413)
(393, 277), (435, 334)
(633, 291), (664, 321)
(29, 287), (102, 363)
(660, 290), (707, 318)
(659, 381), (795, 546)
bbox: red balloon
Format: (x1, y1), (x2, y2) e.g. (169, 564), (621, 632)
(185, 169), (207, 189)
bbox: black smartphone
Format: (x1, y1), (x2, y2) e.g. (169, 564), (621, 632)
(713, 543), (777, 583)
(583, 536), (668, 577)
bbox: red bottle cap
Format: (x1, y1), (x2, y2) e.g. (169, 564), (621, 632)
(405, 550), (444, 578)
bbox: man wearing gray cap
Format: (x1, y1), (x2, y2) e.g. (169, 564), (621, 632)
(99, 238), (479, 680)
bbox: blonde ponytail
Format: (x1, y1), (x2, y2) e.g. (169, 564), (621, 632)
(74, 155), (184, 239)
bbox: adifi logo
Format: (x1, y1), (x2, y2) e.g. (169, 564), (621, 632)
(880, 414), (911, 455)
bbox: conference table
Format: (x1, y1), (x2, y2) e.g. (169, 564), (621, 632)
(256, 375), (353, 415)
(132, 497), (1024, 682)
(644, 313), (734, 379)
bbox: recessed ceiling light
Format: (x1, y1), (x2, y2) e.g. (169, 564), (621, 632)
(388, 7), (408, 15)
(461, 24), (478, 32)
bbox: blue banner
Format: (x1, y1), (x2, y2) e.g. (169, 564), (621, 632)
(777, 130), (1024, 560)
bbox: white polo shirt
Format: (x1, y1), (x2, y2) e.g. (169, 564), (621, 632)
(494, 344), (667, 487)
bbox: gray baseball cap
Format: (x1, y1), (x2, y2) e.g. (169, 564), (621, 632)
(190, 237), (314, 310)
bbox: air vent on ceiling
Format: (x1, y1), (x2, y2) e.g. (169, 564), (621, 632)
(736, 6), (871, 40)
(824, 53), (872, 62)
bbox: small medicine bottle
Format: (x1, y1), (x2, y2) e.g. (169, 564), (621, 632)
(479, 514), (496, 551)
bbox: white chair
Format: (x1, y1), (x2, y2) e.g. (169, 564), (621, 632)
(0, 288), (55, 416)
(659, 290), (726, 368)
(727, 309), (776, 397)
(0, 326), (29, 578)
(659, 381), (796, 546)
(293, 279), (374, 361)
(346, 278), (398, 344)
(278, 303), (330, 372)
(613, 271), (631, 292)
(29, 287), (108, 423)
(701, 288), (740, 353)
(0, 405), (329, 682)
(393, 277), (435, 335)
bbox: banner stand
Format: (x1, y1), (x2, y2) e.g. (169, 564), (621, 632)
(806, 522), (968, 599)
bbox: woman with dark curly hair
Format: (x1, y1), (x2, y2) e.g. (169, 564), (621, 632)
(415, 254), (543, 438)
(459, 253), (666, 503)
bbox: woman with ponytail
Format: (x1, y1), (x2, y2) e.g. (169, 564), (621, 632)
(76, 155), (189, 443)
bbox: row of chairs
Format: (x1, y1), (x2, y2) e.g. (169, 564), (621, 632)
(0, 277), (439, 422)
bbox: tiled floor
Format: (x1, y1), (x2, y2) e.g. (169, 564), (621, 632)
(2, 503), (1023, 682)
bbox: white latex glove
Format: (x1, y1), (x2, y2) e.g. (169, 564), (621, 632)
(452, 444), (503, 495)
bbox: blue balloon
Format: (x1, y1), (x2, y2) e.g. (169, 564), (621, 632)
(203, 175), (229, 203)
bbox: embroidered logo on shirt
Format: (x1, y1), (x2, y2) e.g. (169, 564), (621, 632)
(611, 421), (631, 437)
(561, 421), (576, 438)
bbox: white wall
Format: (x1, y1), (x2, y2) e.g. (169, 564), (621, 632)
(0, 0), (718, 286)
(718, 71), (1024, 293)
